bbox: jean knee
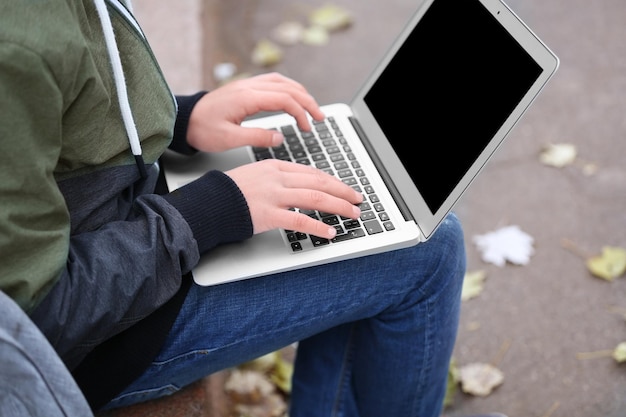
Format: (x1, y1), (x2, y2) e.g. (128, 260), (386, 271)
(435, 212), (466, 264)
(420, 212), (466, 291)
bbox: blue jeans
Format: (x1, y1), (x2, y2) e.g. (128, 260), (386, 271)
(105, 213), (466, 417)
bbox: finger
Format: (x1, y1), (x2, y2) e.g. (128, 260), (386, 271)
(254, 72), (312, 95)
(280, 172), (363, 207)
(244, 90), (322, 132)
(280, 208), (340, 239)
(230, 73), (325, 125)
(227, 126), (285, 149)
(261, 77), (326, 123)
(275, 162), (363, 203)
(278, 188), (362, 221)
(242, 75), (325, 127)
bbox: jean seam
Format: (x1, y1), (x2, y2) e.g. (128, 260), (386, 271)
(332, 323), (355, 417)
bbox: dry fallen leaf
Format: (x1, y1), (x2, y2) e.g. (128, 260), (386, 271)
(223, 368), (288, 416)
(577, 341), (626, 364)
(444, 359), (460, 408)
(613, 342), (626, 363)
(458, 362), (504, 396)
(586, 246), (626, 281)
(461, 270), (487, 301)
(242, 352), (277, 373)
(213, 62), (237, 84)
(233, 393), (287, 417)
(301, 25), (330, 45)
(540, 143), (577, 167)
(271, 21), (305, 45)
(582, 162), (598, 176)
(309, 4), (352, 31)
(269, 351), (293, 394)
(251, 39), (283, 66)
(473, 225), (535, 267)
(224, 369), (276, 404)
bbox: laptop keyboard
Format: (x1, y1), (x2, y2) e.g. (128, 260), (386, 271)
(252, 116), (396, 252)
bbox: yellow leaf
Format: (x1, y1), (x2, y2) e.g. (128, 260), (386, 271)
(461, 270), (487, 301)
(443, 359), (460, 408)
(302, 25), (330, 46)
(269, 351), (293, 394)
(251, 39), (283, 67)
(613, 342), (626, 363)
(586, 246), (626, 281)
(539, 143), (577, 167)
(309, 4), (352, 32)
(241, 352), (276, 373)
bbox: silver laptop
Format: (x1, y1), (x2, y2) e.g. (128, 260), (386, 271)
(162, 0), (559, 286)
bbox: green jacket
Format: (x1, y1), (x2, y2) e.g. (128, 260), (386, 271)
(0, 0), (252, 372)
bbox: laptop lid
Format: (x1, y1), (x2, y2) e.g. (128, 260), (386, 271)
(349, 0), (559, 240)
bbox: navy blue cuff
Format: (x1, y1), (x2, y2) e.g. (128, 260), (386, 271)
(170, 91), (208, 155)
(162, 170), (253, 254)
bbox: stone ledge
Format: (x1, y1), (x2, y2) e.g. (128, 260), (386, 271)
(95, 371), (231, 417)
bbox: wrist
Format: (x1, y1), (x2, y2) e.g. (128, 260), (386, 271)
(171, 91), (208, 155)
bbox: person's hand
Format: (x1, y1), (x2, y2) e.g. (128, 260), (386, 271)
(225, 159), (363, 238)
(186, 73), (326, 153)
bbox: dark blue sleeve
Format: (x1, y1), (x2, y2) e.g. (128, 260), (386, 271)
(163, 170), (253, 254)
(169, 92), (208, 155)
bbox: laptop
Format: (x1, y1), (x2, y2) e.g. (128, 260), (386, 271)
(162, 0), (559, 286)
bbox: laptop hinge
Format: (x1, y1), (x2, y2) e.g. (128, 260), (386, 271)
(348, 116), (415, 223)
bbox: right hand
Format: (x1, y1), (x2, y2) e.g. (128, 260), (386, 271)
(186, 73), (326, 153)
(225, 159), (363, 238)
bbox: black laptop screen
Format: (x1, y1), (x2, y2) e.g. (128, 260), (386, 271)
(364, 0), (542, 214)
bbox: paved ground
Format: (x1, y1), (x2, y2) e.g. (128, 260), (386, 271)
(130, 1), (626, 416)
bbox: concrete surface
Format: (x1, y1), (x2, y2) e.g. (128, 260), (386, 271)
(127, 1), (626, 416)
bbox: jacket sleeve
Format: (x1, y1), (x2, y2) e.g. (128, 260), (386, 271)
(0, 44), (253, 369)
(0, 43), (70, 313)
(0, 43), (190, 368)
(169, 92), (208, 155)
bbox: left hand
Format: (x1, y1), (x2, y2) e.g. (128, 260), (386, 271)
(185, 72), (326, 153)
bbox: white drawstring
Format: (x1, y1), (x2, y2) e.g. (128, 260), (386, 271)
(93, 0), (146, 178)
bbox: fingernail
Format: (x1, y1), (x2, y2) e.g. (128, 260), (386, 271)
(353, 206), (361, 218)
(272, 132), (284, 146)
(327, 227), (337, 238)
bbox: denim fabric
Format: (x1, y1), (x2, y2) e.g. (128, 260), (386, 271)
(105, 213), (466, 417)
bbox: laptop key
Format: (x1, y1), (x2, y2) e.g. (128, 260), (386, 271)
(342, 219), (359, 229)
(332, 228), (366, 242)
(310, 235), (331, 246)
(322, 216), (340, 226)
(363, 220), (384, 235)
(281, 125), (297, 136)
(360, 211), (376, 221)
